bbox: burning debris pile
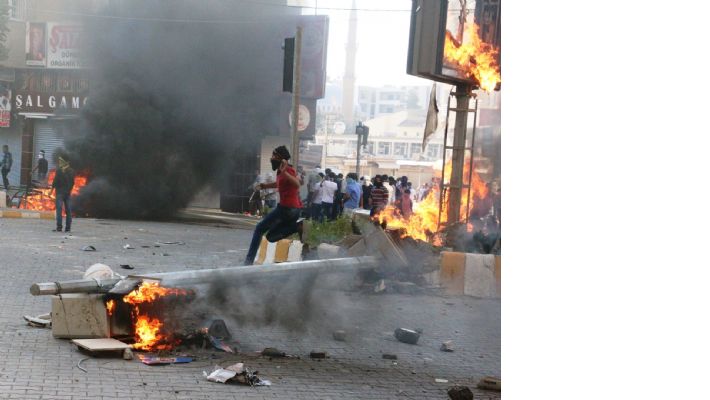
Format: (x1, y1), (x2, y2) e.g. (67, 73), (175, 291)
(375, 158), (492, 248)
(121, 282), (193, 351)
(16, 169), (88, 212)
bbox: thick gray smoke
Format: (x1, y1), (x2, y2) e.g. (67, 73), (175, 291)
(65, 1), (296, 218)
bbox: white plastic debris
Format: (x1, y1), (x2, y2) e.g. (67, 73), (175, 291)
(83, 263), (116, 280)
(204, 368), (237, 383)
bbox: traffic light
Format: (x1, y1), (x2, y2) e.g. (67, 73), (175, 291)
(361, 125), (369, 146)
(282, 37), (295, 92)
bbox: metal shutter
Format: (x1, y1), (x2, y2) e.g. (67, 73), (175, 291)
(33, 120), (65, 171)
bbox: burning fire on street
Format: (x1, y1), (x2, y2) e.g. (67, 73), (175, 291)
(443, 23), (501, 92)
(122, 282), (191, 351)
(19, 169), (89, 212)
(376, 158), (488, 246)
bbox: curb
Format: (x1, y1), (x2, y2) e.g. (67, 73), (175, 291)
(0, 208), (54, 220)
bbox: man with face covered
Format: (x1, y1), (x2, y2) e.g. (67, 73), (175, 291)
(243, 145), (303, 265)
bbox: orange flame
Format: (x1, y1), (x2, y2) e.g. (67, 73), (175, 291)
(122, 282), (189, 351)
(19, 169), (89, 212)
(376, 157), (488, 245)
(106, 299), (115, 316)
(443, 23), (500, 92)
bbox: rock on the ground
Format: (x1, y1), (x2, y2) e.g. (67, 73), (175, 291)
(394, 328), (420, 345)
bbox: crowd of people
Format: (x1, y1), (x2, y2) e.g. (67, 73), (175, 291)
(249, 163), (434, 222)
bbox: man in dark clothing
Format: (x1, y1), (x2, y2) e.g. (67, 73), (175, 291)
(369, 175), (389, 218)
(360, 176), (372, 210)
(332, 173), (344, 219)
(33, 150), (49, 182)
(51, 157), (75, 232)
(1, 145), (12, 190)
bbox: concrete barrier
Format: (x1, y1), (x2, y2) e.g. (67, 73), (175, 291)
(255, 237), (303, 265)
(437, 251), (501, 298)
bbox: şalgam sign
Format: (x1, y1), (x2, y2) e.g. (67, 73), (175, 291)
(14, 92), (88, 113)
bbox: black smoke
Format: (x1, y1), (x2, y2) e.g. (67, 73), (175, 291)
(65, 1), (298, 218)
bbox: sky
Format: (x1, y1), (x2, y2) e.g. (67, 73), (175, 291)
(294, 0), (433, 87)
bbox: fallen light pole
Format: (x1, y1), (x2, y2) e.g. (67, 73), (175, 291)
(30, 256), (381, 296)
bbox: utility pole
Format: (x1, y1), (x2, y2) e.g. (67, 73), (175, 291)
(290, 26), (303, 169)
(447, 84), (472, 225)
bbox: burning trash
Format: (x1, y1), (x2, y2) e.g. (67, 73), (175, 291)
(19, 169), (89, 212)
(122, 282), (193, 351)
(375, 157), (489, 247)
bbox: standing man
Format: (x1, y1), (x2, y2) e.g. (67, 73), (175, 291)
(50, 157), (75, 233)
(1, 145), (12, 191)
(360, 176), (372, 210)
(369, 175), (389, 218)
(243, 146), (303, 266)
(33, 150), (49, 183)
(309, 172), (325, 222)
(320, 172), (338, 221)
(342, 172), (362, 216)
(262, 173), (278, 210)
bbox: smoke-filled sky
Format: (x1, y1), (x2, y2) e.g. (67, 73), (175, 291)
(65, 1), (299, 218)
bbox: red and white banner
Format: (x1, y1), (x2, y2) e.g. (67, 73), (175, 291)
(46, 23), (86, 69)
(0, 82), (11, 128)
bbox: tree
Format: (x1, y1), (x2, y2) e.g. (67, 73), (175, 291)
(0, 4), (10, 61)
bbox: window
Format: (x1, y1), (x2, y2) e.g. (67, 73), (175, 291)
(8, 0), (27, 21)
(378, 105), (394, 113)
(393, 142), (407, 156)
(426, 144), (441, 158)
(411, 143), (422, 155)
(377, 142), (391, 156)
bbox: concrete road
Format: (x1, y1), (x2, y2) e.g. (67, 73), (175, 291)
(0, 216), (500, 400)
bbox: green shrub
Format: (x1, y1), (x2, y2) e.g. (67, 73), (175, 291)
(304, 217), (353, 248)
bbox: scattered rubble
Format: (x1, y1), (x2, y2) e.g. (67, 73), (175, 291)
(435, 378), (449, 383)
(204, 363), (271, 386)
(394, 328), (420, 345)
(123, 244), (134, 250)
(120, 264), (134, 270)
(440, 340), (454, 352)
(208, 336), (234, 353)
(332, 330), (347, 341)
(139, 355), (193, 365)
(23, 314), (51, 328)
(205, 319), (231, 340)
(309, 351), (328, 359)
(476, 376), (501, 391)
(261, 347), (286, 358)
(382, 354), (398, 360)
(81, 245), (96, 251)
(447, 385), (474, 400)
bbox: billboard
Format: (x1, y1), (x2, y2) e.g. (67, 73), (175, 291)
(26, 22), (47, 67)
(407, 0), (500, 90)
(0, 82), (11, 128)
(46, 23), (86, 69)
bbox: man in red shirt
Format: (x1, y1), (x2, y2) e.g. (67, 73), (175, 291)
(243, 146), (303, 265)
